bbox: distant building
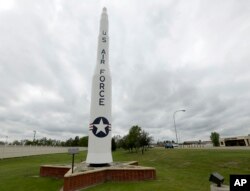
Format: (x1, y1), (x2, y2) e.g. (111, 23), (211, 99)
(183, 141), (200, 145)
(220, 135), (250, 147)
(181, 140), (213, 148)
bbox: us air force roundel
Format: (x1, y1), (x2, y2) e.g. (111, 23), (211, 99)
(89, 117), (111, 138)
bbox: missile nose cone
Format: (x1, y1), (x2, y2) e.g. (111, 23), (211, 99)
(103, 7), (107, 13)
(100, 7), (108, 34)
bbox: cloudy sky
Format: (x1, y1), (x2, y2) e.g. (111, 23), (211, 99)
(1, 0), (250, 143)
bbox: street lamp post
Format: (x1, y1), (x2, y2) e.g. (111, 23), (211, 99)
(33, 131), (36, 142)
(173, 110), (186, 144)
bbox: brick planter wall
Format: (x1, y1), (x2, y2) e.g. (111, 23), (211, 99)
(107, 169), (156, 181)
(40, 162), (156, 191)
(64, 170), (106, 191)
(40, 165), (71, 178)
(63, 168), (156, 191)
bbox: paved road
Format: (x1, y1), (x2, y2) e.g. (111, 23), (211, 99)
(0, 145), (87, 159)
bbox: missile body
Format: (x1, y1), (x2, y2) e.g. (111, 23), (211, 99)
(86, 7), (113, 165)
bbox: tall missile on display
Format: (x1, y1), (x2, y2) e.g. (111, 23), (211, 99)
(86, 7), (113, 166)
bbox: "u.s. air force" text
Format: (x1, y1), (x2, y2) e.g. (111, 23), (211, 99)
(99, 30), (107, 106)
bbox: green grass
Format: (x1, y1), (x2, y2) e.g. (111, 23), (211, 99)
(0, 152), (85, 191)
(0, 148), (249, 191)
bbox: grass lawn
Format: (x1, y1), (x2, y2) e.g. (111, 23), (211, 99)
(0, 148), (249, 191)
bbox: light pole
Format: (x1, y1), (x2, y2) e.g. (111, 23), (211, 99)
(173, 110), (186, 144)
(33, 131), (36, 142)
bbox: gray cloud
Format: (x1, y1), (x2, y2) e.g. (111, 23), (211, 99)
(1, 0), (250, 143)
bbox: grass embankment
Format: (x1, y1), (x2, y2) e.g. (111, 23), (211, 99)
(0, 148), (249, 191)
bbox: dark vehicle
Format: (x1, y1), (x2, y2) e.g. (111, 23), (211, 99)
(165, 143), (174, 149)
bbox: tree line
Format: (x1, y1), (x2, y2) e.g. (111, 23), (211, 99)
(5, 136), (89, 147)
(5, 125), (153, 154)
(4, 130), (218, 148)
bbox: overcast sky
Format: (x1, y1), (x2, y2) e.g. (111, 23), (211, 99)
(1, 0), (250, 143)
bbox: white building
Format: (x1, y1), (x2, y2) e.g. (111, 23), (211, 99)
(219, 135), (250, 147)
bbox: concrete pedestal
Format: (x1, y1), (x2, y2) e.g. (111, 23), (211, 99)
(210, 184), (229, 191)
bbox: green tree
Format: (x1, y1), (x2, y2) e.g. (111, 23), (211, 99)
(25, 140), (33, 145)
(111, 138), (117, 151)
(139, 130), (148, 154)
(139, 130), (153, 154)
(12, 140), (21, 145)
(121, 125), (153, 154)
(79, 136), (88, 147)
(72, 136), (80, 146)
(127, 125), (142, 152)
(210, 132), (220, 146)
(65, 138), (74, 146)
(113, 135), (122, 148)
(120, 135), (129, 150)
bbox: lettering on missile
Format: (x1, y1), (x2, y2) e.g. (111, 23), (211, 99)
(100, 30), (106, 64)
(100, 49), (106, 64)
(99, 69), (105, 106)
(98, 30), (107, 105)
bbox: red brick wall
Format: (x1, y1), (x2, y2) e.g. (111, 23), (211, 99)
(39, 163), (156, 191)
(108, 169), (156, 181)
(63, 168), (156, 191)
(64, 171), (106, 191)
(40, 166), (70, 178)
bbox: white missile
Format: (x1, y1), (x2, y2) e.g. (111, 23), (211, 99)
(86, 7), (113, 166)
